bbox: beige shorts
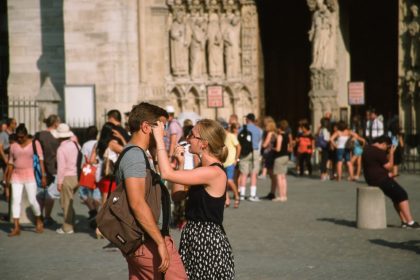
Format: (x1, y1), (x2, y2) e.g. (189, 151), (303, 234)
(239, 150), (260, 175)
(273, 156), (289, 175)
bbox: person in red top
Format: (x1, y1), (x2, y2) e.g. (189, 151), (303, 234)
(362, 136), (419, 229)
(6, 124), (45, 236)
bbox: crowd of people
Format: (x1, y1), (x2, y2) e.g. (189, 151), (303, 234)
(0, 104), (419, 279)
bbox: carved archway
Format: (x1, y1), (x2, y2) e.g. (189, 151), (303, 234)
(183, 86), (201, 113)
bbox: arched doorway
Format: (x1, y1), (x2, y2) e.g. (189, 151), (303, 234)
(257, 0), (312, 130)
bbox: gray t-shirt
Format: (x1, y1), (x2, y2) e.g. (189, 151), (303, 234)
(116, 144), (162, 228)
(116, 144), (147, 184)
(0, 131), (9, 151)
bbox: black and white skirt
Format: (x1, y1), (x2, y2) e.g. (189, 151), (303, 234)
(179, 220), (235, 280)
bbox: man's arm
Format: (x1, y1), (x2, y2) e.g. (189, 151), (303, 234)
(383, 146), (396, 171)
(125, 177), (170, 273)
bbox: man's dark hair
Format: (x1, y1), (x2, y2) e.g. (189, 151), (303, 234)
(85, 125), (98, 141)
(107, 110), (122, 123)
(6, 118), (15, 127)
(372, 135), (391, 145)
(246, 113), (256, 122)
(128, 102), (169, 134)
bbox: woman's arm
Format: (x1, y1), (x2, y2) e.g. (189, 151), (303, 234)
(262, 132), (273, 149)
(108, 139), (124, 154)
(153, 122), (218, 187)
(112, 129), (127, 146)
(329, 131), (338, 149)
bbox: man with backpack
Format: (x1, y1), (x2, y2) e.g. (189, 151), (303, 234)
(117, 102), (187, 279)
(237, 113), (262, 201)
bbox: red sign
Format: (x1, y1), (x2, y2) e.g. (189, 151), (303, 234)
(348, 82), (365, 105)
(207, 86), (224, 108)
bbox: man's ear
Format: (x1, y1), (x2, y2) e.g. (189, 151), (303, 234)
(140, 121), (149, 134)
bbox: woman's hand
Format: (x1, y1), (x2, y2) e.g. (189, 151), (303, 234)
(173, 145), (185, 166)
(152, 121), (166, 146)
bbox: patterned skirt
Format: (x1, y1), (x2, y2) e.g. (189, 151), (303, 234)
(179, 220), (235, 280)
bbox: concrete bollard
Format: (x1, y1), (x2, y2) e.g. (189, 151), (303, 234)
(356, 186), (387, 229)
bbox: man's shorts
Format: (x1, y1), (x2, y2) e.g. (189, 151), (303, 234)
(225, 164), (235, 180)
(79, 186), (101, 201)
(37, 175), (60, 200)
(336, 148), (351, 162)
(273, 155), (289, 175)
(239, 150), (260, 175)
(378, 178), (408, 204)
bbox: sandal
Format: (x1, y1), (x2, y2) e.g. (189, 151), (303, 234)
(234, 199), (240, 209)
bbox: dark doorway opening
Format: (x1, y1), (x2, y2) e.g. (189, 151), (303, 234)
(257, 0), (312, 131)
(349, 0), (399, 121)
(0, 0), (9, 119)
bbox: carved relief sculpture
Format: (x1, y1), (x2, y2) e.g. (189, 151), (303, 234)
(223, 10), (241, 79)
(207, 11), (224, 78)
(308, 0), (336, 70)
(408, 4), (420, 68)
(170, 9), (190, 77)
(189, 12), (207, 79)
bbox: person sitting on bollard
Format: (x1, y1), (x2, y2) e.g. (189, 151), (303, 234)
(362, 136), (419, 229)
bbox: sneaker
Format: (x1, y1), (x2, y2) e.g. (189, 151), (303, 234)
(248, 196), (260, 202)
(261, 192), (275, 200)
(43, 217), (57, 227)
(401, 222), (408, 228)
(239, 195), (246, 201)
(405, 221), (420, 229)
(56, 227), (74, 234)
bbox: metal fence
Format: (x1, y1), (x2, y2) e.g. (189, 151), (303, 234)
(0, 98), (40, 135)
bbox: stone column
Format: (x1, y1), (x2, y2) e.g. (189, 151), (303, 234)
(307, 0), (341, 130)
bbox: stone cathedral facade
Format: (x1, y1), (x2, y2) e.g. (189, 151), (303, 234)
(6, 0), (262, 128)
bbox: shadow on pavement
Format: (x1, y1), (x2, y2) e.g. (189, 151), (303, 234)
(369, 239), (420, 254)
(317, 217), (356, 228)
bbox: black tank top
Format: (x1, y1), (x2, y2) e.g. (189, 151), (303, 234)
(185, 163), (227, 225)
(276, 132), (289, 157)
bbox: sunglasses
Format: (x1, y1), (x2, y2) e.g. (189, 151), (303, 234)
(148, 122), (169, 130)
(187, 131), (203, 141)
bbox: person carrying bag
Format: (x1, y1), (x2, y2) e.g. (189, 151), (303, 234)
(96, 102), (187, 280)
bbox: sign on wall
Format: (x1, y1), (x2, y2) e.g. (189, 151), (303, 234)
(207, 85), (224, 108)
(64, 85), (96, 127)
(348, 81), (365, 106)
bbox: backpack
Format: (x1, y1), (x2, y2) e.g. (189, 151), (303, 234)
(96, 146), (170, 257)
(298, 135), (313, 154)
(238, 125), (253, 158)
(32, 139), (42, 188)
(315, 130), (328, 149)
(72, 141), (83, 180)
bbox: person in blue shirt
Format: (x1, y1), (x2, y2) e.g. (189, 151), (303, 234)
(237, 113), (262, 201)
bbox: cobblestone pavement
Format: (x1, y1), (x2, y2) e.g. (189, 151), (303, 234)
(1, 173), (419, 280)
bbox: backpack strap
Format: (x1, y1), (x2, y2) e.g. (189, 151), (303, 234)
(106, 145), (138, 200)
(138, 148), (170, 237)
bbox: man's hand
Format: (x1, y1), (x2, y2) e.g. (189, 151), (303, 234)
(157, 241), (170, 273)
(57, 184), (62, 192)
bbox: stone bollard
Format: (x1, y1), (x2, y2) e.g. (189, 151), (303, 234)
(356, 186), (387, 229)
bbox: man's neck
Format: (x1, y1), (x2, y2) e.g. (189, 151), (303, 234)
(129, 132), (149, 151)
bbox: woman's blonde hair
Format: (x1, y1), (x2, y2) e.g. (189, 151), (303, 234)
(196, 119), (228, 163)
(265, 118), (277, 133)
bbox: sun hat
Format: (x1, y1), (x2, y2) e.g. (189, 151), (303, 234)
(51, 123), (74, 138)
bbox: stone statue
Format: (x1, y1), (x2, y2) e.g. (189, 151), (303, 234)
(308, 0), (335, 70)
(207, 12), (224, 78)
(223, 10), (241, 78)
(408, 5), (420, 68)
(170, 10), (190, 77)
(189, 14), (207, 79)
